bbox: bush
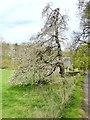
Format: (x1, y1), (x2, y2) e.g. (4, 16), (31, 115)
(1, 66), (8, 69)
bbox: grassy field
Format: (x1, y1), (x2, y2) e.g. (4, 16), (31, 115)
(1, 69), (83, 118)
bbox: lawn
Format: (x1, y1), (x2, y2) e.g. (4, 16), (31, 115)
(1, 69), (83, 118)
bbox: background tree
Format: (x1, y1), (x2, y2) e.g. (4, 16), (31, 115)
(11, 43), (26, 69)
(1, 41), (11, 69)
(69, 0), (89, 72)
(72, 0), (90, 48)
(71, 43), (88, 72)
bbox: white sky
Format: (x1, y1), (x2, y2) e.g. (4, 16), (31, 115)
(0, 0), (80, 44)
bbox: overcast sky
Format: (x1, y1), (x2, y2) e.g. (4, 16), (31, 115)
(0, 0), (80, 44)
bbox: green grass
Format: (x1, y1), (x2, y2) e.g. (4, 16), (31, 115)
(58, 75), (83, 118)
(0, 69), (2, 119)
(1, 69), (83, 118)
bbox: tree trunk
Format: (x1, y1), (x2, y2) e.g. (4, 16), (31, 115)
(55, 8), (65, 77)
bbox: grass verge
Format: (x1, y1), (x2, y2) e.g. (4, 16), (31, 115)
(58, 75), (84, 118)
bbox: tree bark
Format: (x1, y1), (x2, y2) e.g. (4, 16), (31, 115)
(54, 8), (65, 77)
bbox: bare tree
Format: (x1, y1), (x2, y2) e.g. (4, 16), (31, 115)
(71, 0), (90, 49)
(36, 3), (68, 78)
(9, 3), (68, 85)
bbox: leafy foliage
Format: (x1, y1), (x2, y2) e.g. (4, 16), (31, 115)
(71, 44), (88, 71)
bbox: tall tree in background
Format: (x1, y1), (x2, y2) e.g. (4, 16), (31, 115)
(72, 0), (90, 48)
(70, 0), (89, 72)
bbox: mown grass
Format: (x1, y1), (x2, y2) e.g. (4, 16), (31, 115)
(2, 69), (83, 118)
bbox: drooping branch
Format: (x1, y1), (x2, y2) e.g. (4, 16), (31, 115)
(36, 6), (67, 78)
